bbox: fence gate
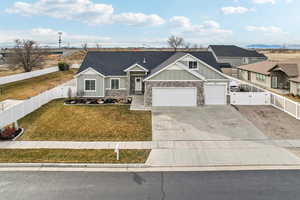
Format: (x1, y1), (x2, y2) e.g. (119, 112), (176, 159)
(230, 92), (271, 105)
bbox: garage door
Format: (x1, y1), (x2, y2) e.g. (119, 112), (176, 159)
(152, 88), (197, 107)
(204, 84), (227, 105)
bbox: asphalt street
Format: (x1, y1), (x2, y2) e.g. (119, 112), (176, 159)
(1, 170), (300, 200)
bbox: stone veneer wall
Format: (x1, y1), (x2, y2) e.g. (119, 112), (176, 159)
(144, 81), (204, 106)
(105, 90), (128, 97)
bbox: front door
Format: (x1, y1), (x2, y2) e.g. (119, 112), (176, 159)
(135, 77), (142, 92)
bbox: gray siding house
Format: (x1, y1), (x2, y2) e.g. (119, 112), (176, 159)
(75, 51), (229, 107)
(208, 45), (267, 77)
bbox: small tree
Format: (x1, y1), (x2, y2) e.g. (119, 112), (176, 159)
(167, 36), (184, 52)
(58, 61), (70, 71)
(8, 40), (45, 72)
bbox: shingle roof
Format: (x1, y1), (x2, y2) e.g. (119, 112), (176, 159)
(209, 45), (267, 58)
(238, 61), (276, 75)
(239, 61), (300, 78)
(78, 51), (221, 76)
(269, 64), (299, 77)
(149, 52), (187, 76)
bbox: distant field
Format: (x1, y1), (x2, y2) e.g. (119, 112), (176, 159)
(259, 49), (300, 62)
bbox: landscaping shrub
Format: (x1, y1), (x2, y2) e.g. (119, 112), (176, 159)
(58, 62), (70, 71)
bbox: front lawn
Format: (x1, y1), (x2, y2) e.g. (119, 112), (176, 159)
(0, 70), (76, 102)
(18, 99), (152, 141)
(0, 149), (150, 163)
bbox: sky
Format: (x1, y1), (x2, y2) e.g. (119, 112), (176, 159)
(0, 0), (299, 47)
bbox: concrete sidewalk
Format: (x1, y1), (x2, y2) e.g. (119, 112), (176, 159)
(2, 140), (300, 167)
(146, 148), (300, 167)
(1, 140), (300, 149)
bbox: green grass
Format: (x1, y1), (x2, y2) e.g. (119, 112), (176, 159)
(18, 99), (152, 141)
(0, 149), (150, 163)
(0, 70), (76, 102)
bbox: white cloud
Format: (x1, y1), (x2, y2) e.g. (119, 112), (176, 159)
(245, 25), (285, 33)
(221, 6), (253, 14)
(169, 16), (233, 43)
(252, 0), (276, 4)
(6, 0), (165, 26)
(0, 28), (111, 47)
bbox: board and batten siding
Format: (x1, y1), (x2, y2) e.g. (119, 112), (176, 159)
(290, 81), (300, 96)
(105, 77), (127, 89)
(77, 74), (104, 97)
(179, 55), (227, 80)
(150, 69), (200, 80)
(239, 69), (249, 81)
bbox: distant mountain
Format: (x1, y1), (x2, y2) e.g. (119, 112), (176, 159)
(247, 44), (300, 49)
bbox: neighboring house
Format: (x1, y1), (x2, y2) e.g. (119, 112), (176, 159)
(238, 61), (300, 95)
(75, 51), (229, 107)
(208, 45), (267, 77)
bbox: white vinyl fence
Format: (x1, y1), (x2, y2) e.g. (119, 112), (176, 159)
(228, 76), (300, 120)
(231, 92), (271, 105)
(0, 80), (76, 128)
(270, 93), (300, 120)
(0, 66), (58, 85)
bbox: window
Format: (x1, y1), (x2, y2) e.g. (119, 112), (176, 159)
(189, 61), (198, 69)
(243, 58), (249, 64)
(297, 84), (300, 96)
(85, 80), (96, 91)
(256, 73), (266, 82)
(111, 79), (120, 90)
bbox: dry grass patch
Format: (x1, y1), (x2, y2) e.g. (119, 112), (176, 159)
(18, 99), (152, 141)
(259, 50), (300, 62)
(283, 94), (300, 103)
(0, 149), (150, 163)
(0, 70), (76, 102)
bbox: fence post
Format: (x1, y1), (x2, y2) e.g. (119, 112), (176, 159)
(283, 97), (286, 112)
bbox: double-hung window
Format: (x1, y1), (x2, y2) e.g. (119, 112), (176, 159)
(111, 79), (120, 90)
(85, 79), (96, 91)
(188, 61), (198, 69)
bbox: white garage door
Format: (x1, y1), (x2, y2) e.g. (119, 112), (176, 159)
(204, 84), (227, 105)
(152, 88), (197, 107)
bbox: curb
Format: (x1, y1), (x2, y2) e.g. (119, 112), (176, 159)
(0, 163), (149, 168)
(1, 163), (300, 172)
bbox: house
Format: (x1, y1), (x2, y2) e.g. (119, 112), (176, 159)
(208, 45), (267, 77)
(75, 51), (229, 107)
(238, 60), (300, 95)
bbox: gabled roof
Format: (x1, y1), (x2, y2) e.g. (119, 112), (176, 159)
(209, 45), (267, 58)
(148, 52), (187, 77)
(268, 64), (299, 77)
(238, 61), (276, 75)
(78, 51), (222, 76)
(124, 63), (149, 72)
(239, 61), (299, 77)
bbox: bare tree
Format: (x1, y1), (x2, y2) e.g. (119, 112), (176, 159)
(183, 42), (191, 50)
(8, 40), (45, 72)
(96, 43), (101, 49)
(82, 43), (88, 52)
(167, 36), (184, 52)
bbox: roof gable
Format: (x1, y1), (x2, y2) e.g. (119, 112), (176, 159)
(124, 63), (148, 72)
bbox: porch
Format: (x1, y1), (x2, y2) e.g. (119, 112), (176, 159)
(270, 71), (290, 91)
(129, 71), (146, 95)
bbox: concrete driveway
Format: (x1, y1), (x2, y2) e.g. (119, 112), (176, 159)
(152, 106), (267, 141)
